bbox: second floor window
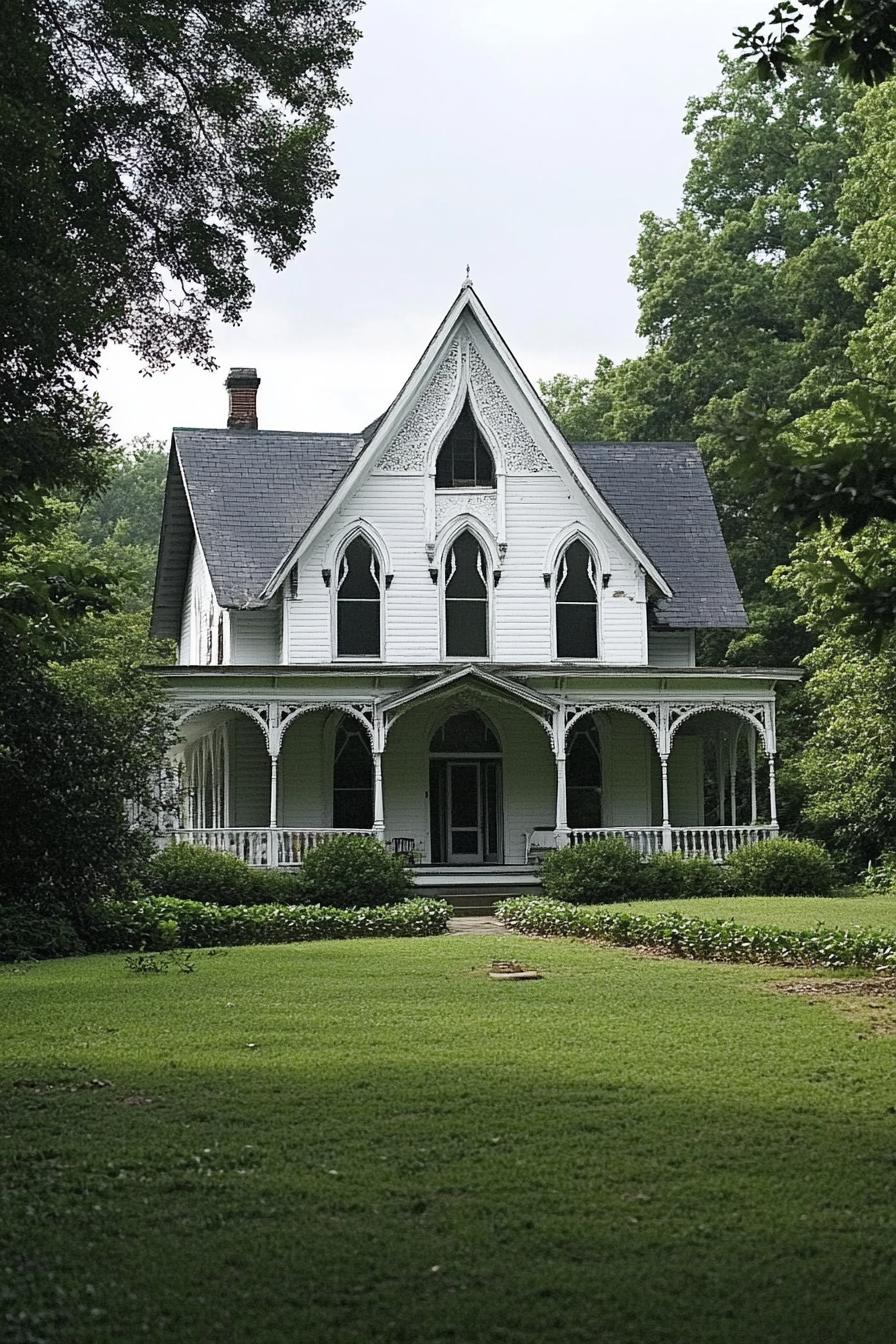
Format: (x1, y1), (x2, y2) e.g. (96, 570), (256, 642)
(435, 397), (496, 488)
(336, 535), (381, 656)
(556, 539), (599, 659)
(445, 530), (488, 657)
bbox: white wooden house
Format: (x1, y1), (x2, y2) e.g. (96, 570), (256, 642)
(150, 283), (798, 878)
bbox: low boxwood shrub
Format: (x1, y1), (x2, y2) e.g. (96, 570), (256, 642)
(724, 838), (836, 896)
(145, 844), (307, 906)
(83, 894), (448, 951)
(296, 834), (414, 908)
(541, 836), (644, 904)
(639, 852), (727, 902)
(496, 896), (896, 973)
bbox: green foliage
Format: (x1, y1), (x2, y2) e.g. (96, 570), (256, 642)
(640, 852), (727, 901)
(541, 837), (644, 904)
(724, 838), (836, 895)
(735, 2), (896, 85)
(0, 633), (170, 921)
(0, 2), (361, 546)
(0, 904), (85, 961)
(497, 896), (896, 971)
(146, 844), (306, 907)
(296, 835), (415, 908)
(83, 895), (450, 951)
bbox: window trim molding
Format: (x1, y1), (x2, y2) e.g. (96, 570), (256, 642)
(328, 520), (389, 662)
(424, 366), (506, 561)
(435, 519), (499, 662)
(545, 524), (606, 663)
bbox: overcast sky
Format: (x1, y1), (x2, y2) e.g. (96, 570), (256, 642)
(96, 0), (764, 442)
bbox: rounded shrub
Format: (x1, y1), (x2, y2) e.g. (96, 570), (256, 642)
(540, 836), (644, 904)
(296, 834), (414, 908)
(724, 837), (836, 896)
(146, 844), (260, 904)
(0, 904), (85, 961)
(639, 851), (726, 902)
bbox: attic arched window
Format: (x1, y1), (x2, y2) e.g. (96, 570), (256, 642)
(555, 540), (599, 659)
(336, 535), (382, 657)
(435, 397), (496, 489)
(444, 530), (489, 657)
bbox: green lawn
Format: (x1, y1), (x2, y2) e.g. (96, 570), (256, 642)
(595, 893), (896, 930)
(3, 935), (896, 1343)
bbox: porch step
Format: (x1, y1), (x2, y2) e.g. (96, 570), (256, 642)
(412, 865), (541, 914)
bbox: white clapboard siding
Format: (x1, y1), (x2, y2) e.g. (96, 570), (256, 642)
(229, 715), (270, 826)
(179, 540), (220, 663)
(648, 630), (696, 667)
(668, 736), (704, 825)
(230, 608), (280, 665)
(600, 713), (653, 826)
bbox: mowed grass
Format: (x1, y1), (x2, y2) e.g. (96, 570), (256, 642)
(3, 935), (896, 1344)
(594, 893), (896, 930)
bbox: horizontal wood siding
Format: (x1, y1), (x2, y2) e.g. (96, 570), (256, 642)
(279, 711), (329, 827)
(648, 630), (696, 667)
(229, 716), (269, 826)
(230, 608), (280, 665)
(668, 736), (704, 825)
(599, 713), (652, 827)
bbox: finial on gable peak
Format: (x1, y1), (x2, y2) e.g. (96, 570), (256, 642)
(463, 264), (472, 289)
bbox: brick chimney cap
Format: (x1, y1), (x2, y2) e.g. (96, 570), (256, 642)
(225, 367), (260, 388)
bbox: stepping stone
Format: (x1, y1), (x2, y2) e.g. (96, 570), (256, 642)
(447, 916), (508, 936)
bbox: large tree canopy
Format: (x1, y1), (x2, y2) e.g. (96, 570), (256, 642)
(0, 0), (361, 540)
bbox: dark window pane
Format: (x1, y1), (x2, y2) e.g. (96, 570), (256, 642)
(338, 536), (380, 598)
(566, 716), (601, 827)
(431, 712), (499, 753)
(451, 830), (479, 854)
(446, 531), (487, 599)
(337, 599), (380, 656)
(446, 599), (487, 656)
(333, 717), (373, 827)
(435, 398), (496, 488)
(557, 540), (596, 602)
(556, 604), (597, 659)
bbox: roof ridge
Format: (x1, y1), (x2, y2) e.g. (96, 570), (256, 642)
(173, 426), (364, 439)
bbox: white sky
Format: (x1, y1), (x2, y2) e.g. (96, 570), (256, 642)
(96, 0), (763, 442)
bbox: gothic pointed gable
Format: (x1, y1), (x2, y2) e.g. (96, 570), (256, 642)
(260, 283), (672, 601)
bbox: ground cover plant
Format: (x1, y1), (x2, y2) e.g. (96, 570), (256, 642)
(2, 936), (895, 1342)
(603, 894), (896, 930)
(497, 897), (896, 972)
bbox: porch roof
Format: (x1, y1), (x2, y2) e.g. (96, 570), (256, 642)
(377, 664), (558, 717)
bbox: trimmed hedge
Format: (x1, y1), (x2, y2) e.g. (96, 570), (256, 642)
(296, 834), (414, 908)
(83, 895), (449, 951)
(0, 904), (86, 962)
(725, 838), (836, 896)
(496, 896), (896, 972)
(541, 836), (643, 903)
(146, 844), (307, 906)
(638, 852), (726, 901)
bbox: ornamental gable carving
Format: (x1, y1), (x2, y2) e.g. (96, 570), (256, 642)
(468, 341), (551, 474)
(375, 339), (462, 473)
(434, 492), (498, 535)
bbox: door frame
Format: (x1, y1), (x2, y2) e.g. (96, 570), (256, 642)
(446, 760), (483, 864)
(429, 756), (504, 865)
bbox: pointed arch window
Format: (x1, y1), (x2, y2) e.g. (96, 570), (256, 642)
(336, 535), (382, 657)
(555, 539), (599, 659)
(333, 715), (373, 827)
(444, 530), (489, 657)
(435, 397), (496, 489)
(566, 715), (602, 827)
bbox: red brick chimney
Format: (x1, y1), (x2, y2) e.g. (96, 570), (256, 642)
(225, 367), (260, 429)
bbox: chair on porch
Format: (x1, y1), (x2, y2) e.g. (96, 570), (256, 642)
(524, 828), (557, 864)
(391, 837), (418, 866)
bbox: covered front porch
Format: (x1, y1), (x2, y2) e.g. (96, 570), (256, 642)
(155, 664), (793, 869)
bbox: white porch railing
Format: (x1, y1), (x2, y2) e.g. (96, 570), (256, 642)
(568, 825), (775, 861)
(160, 828), (375, 867)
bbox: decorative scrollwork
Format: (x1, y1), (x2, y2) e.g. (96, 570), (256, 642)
(667, 700), (774, 752)
(468, 341), (551, 474)
(376, 340), (462, 472)
(434, 492), (497, 535)
(564, 701), (662, 750)
(276, 700), (375, 753)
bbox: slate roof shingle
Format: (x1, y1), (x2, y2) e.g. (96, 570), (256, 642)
(150, 428), (746, 639)
(569, 441), (746, 630)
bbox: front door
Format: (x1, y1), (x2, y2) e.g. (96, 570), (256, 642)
(447, 761), (482, 863)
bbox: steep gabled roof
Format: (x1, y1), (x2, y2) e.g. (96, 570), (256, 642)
(150, 428), (361, 638)
(570, 441), (746, 629)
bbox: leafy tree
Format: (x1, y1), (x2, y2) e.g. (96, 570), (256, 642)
(543, 58), (861, 667)
(1, 0), (361, 546)
(736, 2), (896, 84)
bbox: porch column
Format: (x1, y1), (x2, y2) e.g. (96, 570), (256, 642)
(660, 753), (672, 851)
(268, 751), (280, 866)
(372, 750), (385, 845)
(768, 754), (779, 835)
(748, 728), (758, 825)
(554, 750), (569, 847)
